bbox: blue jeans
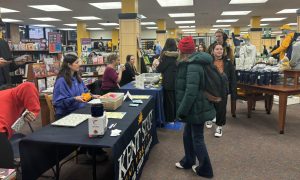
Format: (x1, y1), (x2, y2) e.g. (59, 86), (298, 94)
(180, 123), (213, 177)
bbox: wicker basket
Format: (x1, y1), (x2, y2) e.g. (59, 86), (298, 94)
(100, 93), (124, 110)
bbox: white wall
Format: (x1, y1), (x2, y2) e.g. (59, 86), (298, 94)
(89, 30), (156, 40)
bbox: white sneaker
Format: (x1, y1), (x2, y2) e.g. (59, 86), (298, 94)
(205, 121), (213, 129)
(192, 165), (197, 173)
(214, 126), (223, 137)
(212, 117), (216, 123)
(175, 162), (184, 169)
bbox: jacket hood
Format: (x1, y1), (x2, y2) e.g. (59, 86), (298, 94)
(245, 44), (256, 53)
(187, 52), (213, 65)
(162, 51), (179, 58)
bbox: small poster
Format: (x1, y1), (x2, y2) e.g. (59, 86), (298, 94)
(48, 32), (62, 53)
(81, 38), (92, 53)
(135, 74), (144, 89)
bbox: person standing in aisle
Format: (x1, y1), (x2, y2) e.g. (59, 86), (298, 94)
(120, 55), (139, 86)
(100, 54), (125, 95)
(198, 42), (207, 52)
(156, 38), (178, 123)
(208, 29), (234, 65)
(206, 43), (237, 137)
(155, 41), (162, 55)
(175, 36), (214, 178)
(0, 82), (40, 139)
(0, 22), (27, 90)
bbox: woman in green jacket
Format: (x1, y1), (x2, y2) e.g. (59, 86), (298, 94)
(175, 36), (215, 178)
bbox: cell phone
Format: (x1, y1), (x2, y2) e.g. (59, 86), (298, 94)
(129, 103), (139, 107)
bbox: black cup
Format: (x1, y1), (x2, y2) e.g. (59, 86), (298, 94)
(91, 103), (104, 117)
(249, 72), (257, 85)
(257, 72), (265, 86)
(271, 72), (279, 85)
(264, 72), (271, 85)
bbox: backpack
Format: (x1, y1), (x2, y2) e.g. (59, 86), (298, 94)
(202, 63), (224, 103)
(286, 32), (300, 60)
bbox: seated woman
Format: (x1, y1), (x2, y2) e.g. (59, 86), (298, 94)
(120, 55), (139, 86)
(0, 82), (40, 139)
(53, 54), (99, 120)
(100, 54), (125, 95)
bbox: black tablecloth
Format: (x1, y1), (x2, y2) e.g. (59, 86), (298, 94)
(20, 97), (158, 180)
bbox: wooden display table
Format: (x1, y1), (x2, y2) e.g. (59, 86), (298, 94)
(236, 83), (300, 134)
(283, 69), (300, 86)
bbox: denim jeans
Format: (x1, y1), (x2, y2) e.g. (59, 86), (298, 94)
(180, 123), (213, 177)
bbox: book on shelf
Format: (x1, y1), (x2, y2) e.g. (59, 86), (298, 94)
(37, 78), (46, 92)
(32, 63), (47, 77)
(44, 58), (60, 76)
(0, 168), (16, 180)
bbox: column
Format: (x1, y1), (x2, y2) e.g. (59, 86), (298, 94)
(297, 9), (300, 33)
(119, 0), (140, 69)
(167, 28), (177, 39)
(9, 23), (21, 44)
(233, 27), (240, 36)
(249, 16), (262, 53)
(156, 19), (167, 48)
(112, 29), (119, 51)
(76, 21), (90, 57)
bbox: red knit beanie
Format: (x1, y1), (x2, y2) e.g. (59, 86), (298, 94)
(178, 36), (195, 54)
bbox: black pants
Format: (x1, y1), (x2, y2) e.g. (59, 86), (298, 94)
(214, 95), (228, 126)
(163, 89), (176, 122)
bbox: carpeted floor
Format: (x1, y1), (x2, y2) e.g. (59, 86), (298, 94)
(20, 100), (300, 180)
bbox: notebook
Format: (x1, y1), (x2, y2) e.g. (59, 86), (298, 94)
(51, 114), (91, 127)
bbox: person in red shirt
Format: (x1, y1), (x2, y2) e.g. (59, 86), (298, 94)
(0, 82), (40, 139)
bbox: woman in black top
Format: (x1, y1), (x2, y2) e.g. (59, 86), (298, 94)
(120, 55), (139, 86)
(157, 38), (178, 123)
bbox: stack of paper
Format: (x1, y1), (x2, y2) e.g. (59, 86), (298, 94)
(52, 114), (91, 127)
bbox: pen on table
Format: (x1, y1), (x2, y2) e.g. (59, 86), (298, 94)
(113, 123), (117, 128)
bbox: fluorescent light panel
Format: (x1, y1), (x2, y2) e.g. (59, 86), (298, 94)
(30, 17), (61, 21)
(288, 23), (297, 26)
(247, 23), (269, 26)
(277, 9), (299, 14)
(140, 15), (147, 19)
(89, 2), (121, 9)
(229, 0), (268, 4)
(221, 11), (251, 15)
(156, 0), (193, 7)
(183, 31), (196, 34)
(182, 29), (196, 31)
(0, 7), (19, 13)
(261, 18), (286, 21)
(87, 28), (104, 30)
(64, 24), (77, 27)
(28, 5), (71, 11)
(210, 28), (218, 31)
(98, 23), (119, 26)
(175, 20), (195, 24)
(73, 16), (102, 20)
(32, 24), (55, 27)
(141, 22), (156, 25)
(146, 27), (158, 29)
(216, 19), (238, 23)
(213, 25), (231, 27)
(272, 31), (282, 34)
(179, 25), (195, 28)
(59, 28), (76, 31)
(169, 13), (195, 17)
(1, 18), (22, 22)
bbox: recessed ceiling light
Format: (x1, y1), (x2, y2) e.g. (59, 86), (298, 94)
(175, 20), (195, 24)
(64, 24), (77, 27)
(157, 0), (193, 7)
(146, 27), (158, 29)
(0, 7), (19, 13)
(277, 9), (299, 14)
(169, 13), (195, 17)
(98, 23), (119, 26)
(32, 24), (55, 27)
(216, 19), (239, 23)
(59, 28), (76, 31)
(182, 29), (196, 31)
(87, 28), (104, 30)
(288, 23), (297, 26)
(28, 5), (71, 11)
(73, 16), (102, 20)
(213, 25), (231, 27)
(30, 17), (61, 21)
(141, 22), (156, 25)
(140, 15), (147, 19)
(179, 25), (195, 28)
(261, 18), (286, 21)
(1, 18), (22, 22)
(247, 23), (269, 26)
(229, 0), (268, 4)
(89, 2), (121, 10)
(221, 11), (251, 15)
